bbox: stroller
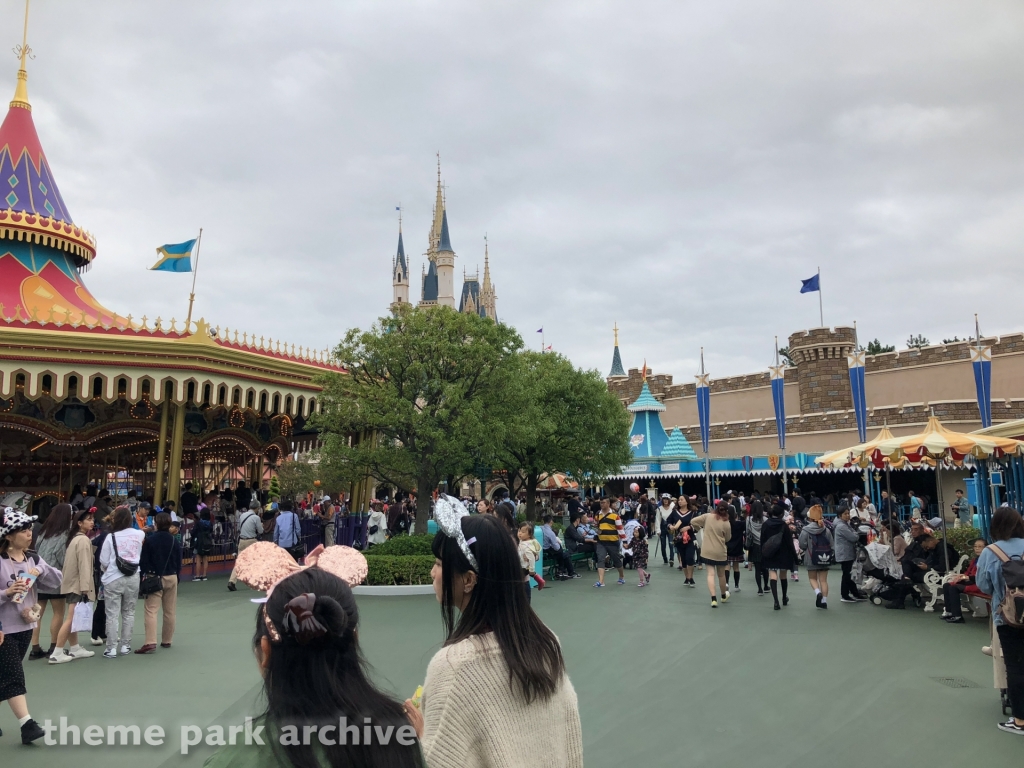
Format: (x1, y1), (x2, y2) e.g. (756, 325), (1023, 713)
(849, 518), (903, 604)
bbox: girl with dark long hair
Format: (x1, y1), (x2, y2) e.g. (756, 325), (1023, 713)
(206, 565), (423, 768)
(688, 501), (734, 607)
(28, 502), (73, 660)
(404, 498), (583, 767)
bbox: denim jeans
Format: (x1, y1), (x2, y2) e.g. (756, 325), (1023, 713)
(659, 532), (674, 563)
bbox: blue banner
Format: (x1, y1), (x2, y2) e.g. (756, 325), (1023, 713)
(696, 372), (711, 454)
(847, 350), (868, 443)
(770, 364), (786, 450)
(972, 345), (992, 428)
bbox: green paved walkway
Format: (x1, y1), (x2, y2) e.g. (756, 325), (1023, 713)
(1, 568), (1014, 766)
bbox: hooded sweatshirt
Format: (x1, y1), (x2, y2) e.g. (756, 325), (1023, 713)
(0, 549), (64, 634)
(798, 522), (834, 568)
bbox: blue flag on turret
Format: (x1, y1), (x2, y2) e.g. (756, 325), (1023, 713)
(149, 239), (197, 272)
(972, 344), (992, 428)
(770, 364), (787, 450)
(800, 274), (820, 293)
(847, 350), (868, 443)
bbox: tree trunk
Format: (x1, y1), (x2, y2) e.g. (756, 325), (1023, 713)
(416, 472), (436, 534)
(525, 472), (539, 522)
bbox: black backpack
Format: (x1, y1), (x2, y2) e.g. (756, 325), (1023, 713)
(990, 544), (1024, 628)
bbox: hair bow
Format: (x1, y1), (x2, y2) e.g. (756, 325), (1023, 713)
(234, 542), (368, 602)
(433, 494), (478, 570)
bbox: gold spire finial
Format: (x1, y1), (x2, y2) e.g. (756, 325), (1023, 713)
(10, 0), (32, 110)
(613, 322), (619, 347)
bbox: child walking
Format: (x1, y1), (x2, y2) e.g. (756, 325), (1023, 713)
(624, 525), (651, 587)
(1, 507), (64, 743)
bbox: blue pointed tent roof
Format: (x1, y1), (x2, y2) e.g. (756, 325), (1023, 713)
(395, 230), (407, 274)
(661, 428), (698, 460)
(459, 276), (485, 316)
(438, 209), (453, 252)
(609, 344), (626, 377)
(627, 382), (665, 412)
(422, 261), (438, 301)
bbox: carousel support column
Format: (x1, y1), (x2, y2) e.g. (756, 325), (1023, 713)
(935, 462), (950, 572)
(154, 398), (171, 506)
(166, 399), (186, 506)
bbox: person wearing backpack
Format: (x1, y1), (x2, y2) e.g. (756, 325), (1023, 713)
(975, 507), (1024, 736)
(227, 499), (263, 592)
(798, 505), (834, 609)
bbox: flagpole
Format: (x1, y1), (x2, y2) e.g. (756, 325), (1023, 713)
(700, 347), (712, 503)
(185, 228), (204, 330)
(776, 336), (788, 496)
(817, 266), (823, 327)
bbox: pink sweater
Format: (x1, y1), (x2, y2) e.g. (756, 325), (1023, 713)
(0, 550), (64, 634)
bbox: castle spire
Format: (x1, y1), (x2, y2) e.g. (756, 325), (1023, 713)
(482, 236), (492, 290)
(11, 0), (32, 110)
(608, 323), (627, 378)
(429, 153), (445, 256)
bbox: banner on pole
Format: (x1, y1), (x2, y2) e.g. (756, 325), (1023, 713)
(695, 372), (711, 455)
(847, 350), (868, 443)
(971, 345), (992, 428)
(770, 363), (787, 450)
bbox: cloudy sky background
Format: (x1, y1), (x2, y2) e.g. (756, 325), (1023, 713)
(10, 0), (1024, 380)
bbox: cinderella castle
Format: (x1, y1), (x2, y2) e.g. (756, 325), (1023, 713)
(390, 161), (497, 320)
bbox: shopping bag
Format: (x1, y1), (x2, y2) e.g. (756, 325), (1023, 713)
(71, 601), (94, 634)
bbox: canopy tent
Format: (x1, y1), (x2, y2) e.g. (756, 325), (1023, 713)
(817, 415), (1024, 563)
(536, 473), (579, 492)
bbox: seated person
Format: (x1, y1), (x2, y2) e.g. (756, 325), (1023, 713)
(885, 534), (956, 609)
(942, 537), (989, 623)
(541, 514), (578, 579)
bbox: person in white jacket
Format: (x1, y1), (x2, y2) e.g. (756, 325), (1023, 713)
(654, 494), (676, 566)
(367, 502), (388, 547)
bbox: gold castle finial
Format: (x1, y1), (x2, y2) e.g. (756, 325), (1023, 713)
(613, 322), (619, 347)
(11, 0), (32, 110)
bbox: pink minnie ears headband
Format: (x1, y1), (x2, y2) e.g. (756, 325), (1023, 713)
(233, 542), (368, 601)
(434, 494), (478, 570)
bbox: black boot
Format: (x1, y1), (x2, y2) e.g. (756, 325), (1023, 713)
(781, 578), (789, 606)
(770, 580), (780, 609)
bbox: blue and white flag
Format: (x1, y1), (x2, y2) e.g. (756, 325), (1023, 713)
(770, 363), (787, 450)
(848, 350), (868, 443)
(696, 371), (711, 455)
(972, 344), (993, 428)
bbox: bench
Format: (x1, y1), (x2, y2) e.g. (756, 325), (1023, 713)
(542, 551), (592, 578)
(918, 554), (969, 612)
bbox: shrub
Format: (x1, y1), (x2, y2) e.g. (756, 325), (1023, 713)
(365, 534), (434, 557)
(942, 526), (983, 558)
(364, 555), (434, 586)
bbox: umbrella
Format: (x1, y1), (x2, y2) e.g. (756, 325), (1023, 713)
(816, 425), (902, 470)
(536, 473), (580, 492)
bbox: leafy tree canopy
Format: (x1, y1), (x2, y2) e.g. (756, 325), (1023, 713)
(313, 304), (523, 529)
(866, 338), (896, 355)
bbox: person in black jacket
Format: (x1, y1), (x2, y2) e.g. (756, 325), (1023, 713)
(885, 534), (956, 609)
(136, 513), (183, 653)
(760, 504), (798, 610)
(90, 530), (108, 646)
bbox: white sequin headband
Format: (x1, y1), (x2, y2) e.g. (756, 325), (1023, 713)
(433, 494), (478, 570)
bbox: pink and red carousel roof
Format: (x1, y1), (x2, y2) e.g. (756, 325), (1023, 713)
(0, 71), (96, 265)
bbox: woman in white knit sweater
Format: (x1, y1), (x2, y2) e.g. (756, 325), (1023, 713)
(405, 506), (583, 768)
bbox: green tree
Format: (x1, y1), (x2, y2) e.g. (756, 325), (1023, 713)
(866, 338), (895, 355)
(906, 334), (930, 349)
(777, 346), (794, 366)
(314, 304), (523, 531)
(275, 454), (349, 502)
(491, 351), (632, 520)
(267, 474), (280, 499)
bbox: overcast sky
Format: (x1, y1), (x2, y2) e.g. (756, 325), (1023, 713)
(11, 1), (1024, 380)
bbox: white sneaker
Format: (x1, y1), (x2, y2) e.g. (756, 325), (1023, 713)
(68, 647), (95, 660)
(120, 644), (131, 656)
(982, 646), (993, 657)
(90, 636), (104, 646)
(48, 650), (74, 664)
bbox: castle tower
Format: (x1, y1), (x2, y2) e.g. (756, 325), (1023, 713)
(787, 326), (857, 415)
(608, 324), (627, 379)
(435, 209), (456, 308)
(459, 266), (480, 316)
(391, 214), (409, 310)
(479, 238), (497, 320)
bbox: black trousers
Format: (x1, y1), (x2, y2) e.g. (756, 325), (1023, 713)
(659, 531), (673, 563)
(92, 598), (107, 639)
(839, 560), (859, 598)
(998, 624), (1024, 720)
(942, 582), (969, 618)
(544, 547), (576, 576)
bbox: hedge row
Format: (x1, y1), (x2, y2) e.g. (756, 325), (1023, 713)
(366, 534), (435, 557)
(364, 555), (434, 586)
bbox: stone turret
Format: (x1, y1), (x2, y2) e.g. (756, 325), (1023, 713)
(787, 326), (857, 415)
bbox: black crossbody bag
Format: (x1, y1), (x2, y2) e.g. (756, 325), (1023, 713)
(111, 533), (139, 577)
